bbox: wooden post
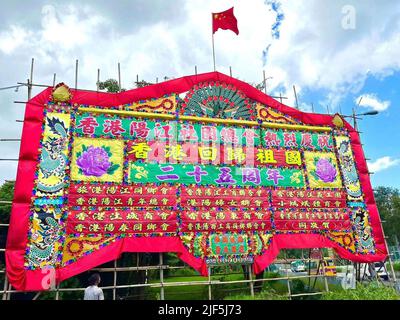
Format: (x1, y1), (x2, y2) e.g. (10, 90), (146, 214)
(293, 85), (299, 110)
(284, 251), (292, 299)
(113, 259), (117, 300)
(28, 58), (34, 100)
(379, 221), (398, 284)
(352, 108), (358, 131)
(307, 249), (312, 288)
(195, 66), (198, 75)
(6, 283), (11, 300)
(97, 69), (100, 92)
(159, 253), (164, 300)
(2, 276), (8, 300)
(53, 73), (56, 88)
(118, 62), (121, 92)
(263, 70), (267, 94)
(55, 284), (60, 300)
(229, 66), (232, 77)
(75, 59), (78, 90)
(208, 266), (212, 300)
(321, 257), (330, 293)
(248, 264), (255, 297)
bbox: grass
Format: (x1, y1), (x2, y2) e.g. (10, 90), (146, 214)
(143, 270), (364, 300)
(322, 282), (400, 300)
(225, 289), (289, 300)
(145, 273), (256, 300)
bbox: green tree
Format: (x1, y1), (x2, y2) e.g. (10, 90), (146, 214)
(98, 79), (125, 93)
(374, 187), (400, 245)
(0, 181), (14, 224)
(97, 78), (154, 92)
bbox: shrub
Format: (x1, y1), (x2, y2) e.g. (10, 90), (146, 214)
(322, 282), (400, 300)
(224, 288), (288, 300)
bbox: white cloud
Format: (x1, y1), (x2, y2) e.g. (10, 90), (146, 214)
(0, 25), (31, 54)
(264, 0), (400, 109)
(367, 156), (400, 173)
(355, 93), (391, 112)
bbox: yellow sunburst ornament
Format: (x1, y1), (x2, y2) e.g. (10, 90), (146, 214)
(52, 83), (72, 103)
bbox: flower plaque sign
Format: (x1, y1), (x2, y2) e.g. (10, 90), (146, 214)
(6, 72), (387, 291)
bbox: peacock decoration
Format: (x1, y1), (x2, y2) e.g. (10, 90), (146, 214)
(181, 82), (256, 120)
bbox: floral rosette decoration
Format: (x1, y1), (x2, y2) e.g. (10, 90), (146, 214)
(314, 158), (337, 183)
(76, 145), (120, 177)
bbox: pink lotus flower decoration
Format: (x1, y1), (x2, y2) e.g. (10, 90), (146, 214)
(76, 146), (111, 177)
(315, 158), (337, 183)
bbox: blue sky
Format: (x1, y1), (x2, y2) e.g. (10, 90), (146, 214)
(0, 0), (399, 189)
(299, 72), (400, 189)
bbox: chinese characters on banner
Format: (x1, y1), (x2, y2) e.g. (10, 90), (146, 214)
(66, 114), (351, 242)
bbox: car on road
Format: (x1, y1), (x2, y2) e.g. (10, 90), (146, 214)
(291, 260), (306, 272)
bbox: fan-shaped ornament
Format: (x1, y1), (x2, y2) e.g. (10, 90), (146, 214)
(182, 81), (256, 120)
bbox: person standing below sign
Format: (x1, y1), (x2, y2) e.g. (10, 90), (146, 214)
(84, 273), (104, 300)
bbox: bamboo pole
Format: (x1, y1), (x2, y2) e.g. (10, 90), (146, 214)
(208, 266), (212, 300)
(293, 85), (299, 110)
(283, 251), (292, 299)
(75, 59), (78, 90)
(263, 70), (267, 95)
(248, 264), (254, 297)
(97, 69), (100, 92)
(159, 253), (165, 300)
(322, 257), (330, 293)
(28, 58), (34, 100)
(118, 62), (121, 92)
(2, 277), (8, 300)
(113, 259), (117, 300)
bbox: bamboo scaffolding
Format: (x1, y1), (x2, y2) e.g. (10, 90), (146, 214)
(0, 58), (394, 301)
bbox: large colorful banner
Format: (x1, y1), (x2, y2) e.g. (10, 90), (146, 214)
(6, 73), (387, 291)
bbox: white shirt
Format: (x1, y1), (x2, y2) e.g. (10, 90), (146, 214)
(84, 285), (104, 300)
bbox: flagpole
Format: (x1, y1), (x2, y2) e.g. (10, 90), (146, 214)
(212, 14), (216, 71)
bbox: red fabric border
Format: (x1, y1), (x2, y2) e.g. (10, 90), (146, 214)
(6, 71), (387, 291)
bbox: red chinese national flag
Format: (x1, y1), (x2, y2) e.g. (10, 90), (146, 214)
(212, 7), (239, 35)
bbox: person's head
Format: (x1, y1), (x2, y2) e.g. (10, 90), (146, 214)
(88, 273), (101, 286)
